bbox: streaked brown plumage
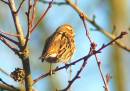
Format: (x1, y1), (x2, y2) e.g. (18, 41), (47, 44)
(40, 24), (75, 64)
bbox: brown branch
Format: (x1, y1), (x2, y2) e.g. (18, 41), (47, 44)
(8, 0), (33, 91)
(66, 0), (130, 52)
(0, 78), (19, 91)
(30, 0), (54, 33)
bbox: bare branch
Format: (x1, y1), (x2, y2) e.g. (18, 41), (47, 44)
(30, 0), (54, 33)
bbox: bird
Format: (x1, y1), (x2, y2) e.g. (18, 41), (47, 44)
(40, 24), (76, 74)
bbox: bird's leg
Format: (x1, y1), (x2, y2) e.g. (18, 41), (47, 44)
(49, 63), (52, 76)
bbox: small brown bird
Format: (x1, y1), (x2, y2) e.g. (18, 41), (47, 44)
(40, 24), (75, 74)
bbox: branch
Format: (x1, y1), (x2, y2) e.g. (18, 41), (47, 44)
(30, 0), (54, 33)
(0, 78), (19, 91)
(66, 0), (130, 52)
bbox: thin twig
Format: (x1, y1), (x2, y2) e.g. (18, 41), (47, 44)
(15, 0), (25, 13)
(30, 0), (54, 33)
(95, 54), (109, 91)
(40, 0), (67, 5)
(23, 0), (32, 50)
(30, 0), (39, 28)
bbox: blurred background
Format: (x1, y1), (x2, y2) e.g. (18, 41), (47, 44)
(0, 0), (130, 91)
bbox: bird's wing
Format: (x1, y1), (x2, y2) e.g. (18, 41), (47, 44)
(41, 32), (62, 59)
